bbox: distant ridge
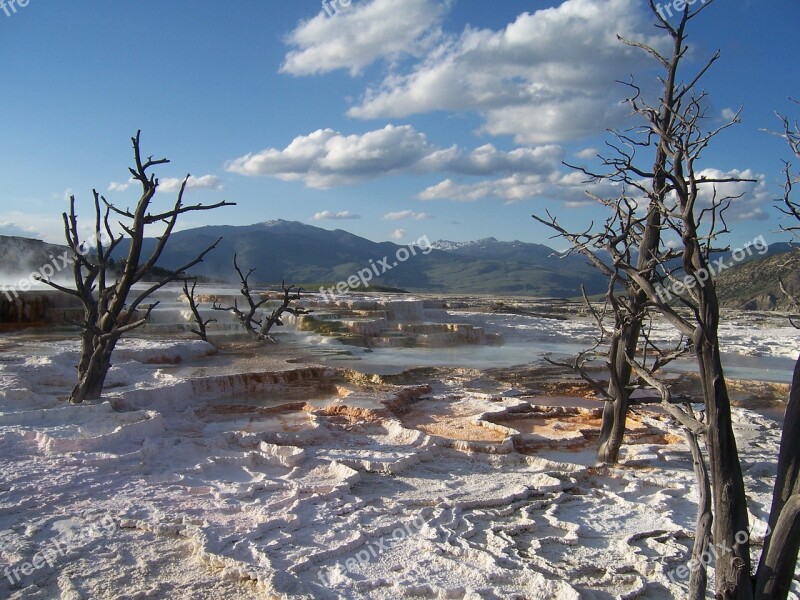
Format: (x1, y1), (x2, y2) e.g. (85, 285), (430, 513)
(716, 245), (800, 310)
(0, 236), (68, 278)
(111, 221), (607, 297)
(433, 237), (561, 263)
(6, 228), (798, 304)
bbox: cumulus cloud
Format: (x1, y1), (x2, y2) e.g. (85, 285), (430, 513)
(415, 164), (771, 217)
(694, 168), (771, 222)
(226, 125), (562, 188)
(346, 0), (666, 144)
(574, 148), (599, 160)
(282, 0), (450, 76)
(419, 174), (550, 203)
(383, 210), (432, 220)
(0, 212), (68, 244)
(108, 179), (134, 193)
(158, 175), (223, 194)
(416, 166), (615, 204)
(313, 210), (361, 220)
(390, 228), (407, 240)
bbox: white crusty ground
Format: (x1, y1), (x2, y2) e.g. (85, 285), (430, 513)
(0, 337), (796, 600)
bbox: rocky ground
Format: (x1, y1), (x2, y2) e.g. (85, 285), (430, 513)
(0, 331), (794, 599)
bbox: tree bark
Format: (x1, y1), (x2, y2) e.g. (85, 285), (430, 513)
(596, 209), (660, 464)
(597, 332), (635, 463)
(754, 357), (800, 598)
(754, 495), (800, 599)
(695, 322), (752, 599)
(70, 338), (117, 403)
(687, 425), (712, 600)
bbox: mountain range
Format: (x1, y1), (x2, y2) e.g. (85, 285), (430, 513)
(113, 220), (607, 297)
(1, 223), (796, 303)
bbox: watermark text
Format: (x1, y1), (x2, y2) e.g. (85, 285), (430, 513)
(315, 514), (426, 588)
(655, 0), (707, 21)
(1, 0), (31, 18)
(655, 235), (768, 304)
(319, 235), (433, 302)
(3, 514), (116, 586)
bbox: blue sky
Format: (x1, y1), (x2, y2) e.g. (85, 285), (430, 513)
(1, 0), (798, 250)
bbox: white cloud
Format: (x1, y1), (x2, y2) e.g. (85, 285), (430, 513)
(721, 107), (738, 121)
(409, 157), (771, 222)
(694, 168), (770, 222)
(347, 0), (666, 144)
(282, 0), (450, 76)
(108, 179), (134, 193)
(226, 125), (562, 188)
(419, 174), (549, 203)
(416, 167), (624, 205)
(383, 210), (432, 220)
(390, 228), (407, 240)
(313, 210), (361, 221)
(0, 212), (69, 244)
(158, 175), (223, 194)
(423, 143), (563, 175)
(574, 148), (599, 160)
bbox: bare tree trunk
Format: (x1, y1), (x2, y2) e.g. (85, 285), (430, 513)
(755, 496), (800, 599)
(596, 207), (661, 464)
(687, 425), (712, 600)
(71, 338), (117, 402)
(598, 332), (634, 463)
(752, 108), (800, 598)
(694, 303), (752, 599)
(213, 254), (270, 337)
(183, 278), (215, 342)
(754, 357), (800, 598)
(258, 281), (311, 340)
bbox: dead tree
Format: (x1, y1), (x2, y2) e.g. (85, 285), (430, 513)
(534, 0), (706, 464)
(37, 132), (233, 403)
(182, 278), (216, 342)
(608, 88), (800, 600)
(608, 26), (800, 600)
(213, 257), (310, 341)
(599, 31), (757, 600)
(753, 107), (800, 599)
(534, 2), (800, 596)
(259, 281), (311, 339)
(213, 254), (269, 336)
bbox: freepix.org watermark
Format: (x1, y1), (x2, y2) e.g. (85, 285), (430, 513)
(318, 235), (433, 302)
(315, 514), (426, 588)
(655, 0), (707, 20)
(666, 522), (771, 583)
(3, 514), (116, 586)
(1, 0), (31, 18)
(655, 235), (769, 304)
(1, 231), (112, 302)
(321, 0), (357, 18)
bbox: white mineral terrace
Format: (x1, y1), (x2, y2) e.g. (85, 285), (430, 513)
(0, 284), (798, 598)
